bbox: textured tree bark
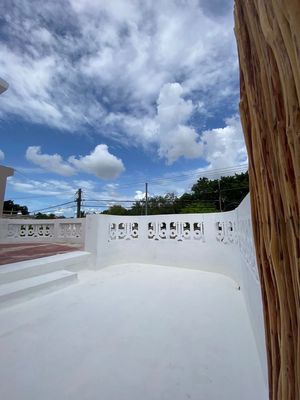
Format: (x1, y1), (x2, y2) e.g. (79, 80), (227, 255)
(234, 1), (299, 399)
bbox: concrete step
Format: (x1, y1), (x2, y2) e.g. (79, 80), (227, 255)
(0, 251), (91, 284)
(0, 270), (77, 306)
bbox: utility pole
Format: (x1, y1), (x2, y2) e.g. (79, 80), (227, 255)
(76, 188), (82, 218)
(218, 179), (222, 212)
(145, 182), (148, 215)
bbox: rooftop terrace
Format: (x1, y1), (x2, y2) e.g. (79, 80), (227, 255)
(0, 264), (267, 400)
(0, 194), (268, 399)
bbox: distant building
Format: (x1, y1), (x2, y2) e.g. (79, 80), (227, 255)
(0, 165), (14, 217)
(0, 78), (12, 216)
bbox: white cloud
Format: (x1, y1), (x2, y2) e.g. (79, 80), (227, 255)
(134, 190), (145, 200)
(26, 145), (125, 180)
(156, 83), (203, 163)
(26, 146), (76, 176)
(0, 0), (239, 164)
(102, 84), (245, 167)
(104, 82), (204, 164)
(8, 178), (75, 197)
(201, 115), (247, 169)
(0, 149), (5, 161)
(68, 145), (125, 179)
(7, 176), (132, 216)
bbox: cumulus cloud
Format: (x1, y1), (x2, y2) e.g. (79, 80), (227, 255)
(26, 146), (75, 176)
(69, 145), (125, 179)
(156, 83), (203, 163)
(134, 190), (145, 200)
(102, 83), (246, 167)
(201, 115), (247, 169)
(0, 149), (5, 161)
(104, 82), (204, 164)
(26, 145), (125, 179)
(0, 0), (238, 164)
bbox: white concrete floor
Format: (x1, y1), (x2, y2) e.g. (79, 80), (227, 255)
(0, 264), (267, 400)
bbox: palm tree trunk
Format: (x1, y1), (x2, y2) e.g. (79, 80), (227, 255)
(234, 1), (300, 399)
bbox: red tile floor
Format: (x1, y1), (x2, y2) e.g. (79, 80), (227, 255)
(0, 243), (83, 265)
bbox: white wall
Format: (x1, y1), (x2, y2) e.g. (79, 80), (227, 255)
(85, 210), (241, 283)
(0, 218), (85, 244)
(236, 195), (268, 384)
(85, 194), (267, 384)
(0, 165), (14, 217)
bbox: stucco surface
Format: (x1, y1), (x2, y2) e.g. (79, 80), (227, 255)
(0, 264), (267, 400)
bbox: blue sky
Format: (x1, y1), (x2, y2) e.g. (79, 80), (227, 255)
(0, 0), (247, 216)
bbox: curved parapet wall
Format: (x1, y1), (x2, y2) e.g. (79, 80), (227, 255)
(237, 195), (268, 384)
(85, 193), (267, 383)
(85, 196), (257, 285)
(85, 208), (242, 284)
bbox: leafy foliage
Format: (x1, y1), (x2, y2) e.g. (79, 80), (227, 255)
(3, 200), (29, 215)
(5, 172), (249, 217)
(191, 172), (249, 211)
(34, 212), (57, 219)
(101, 171), (249, 215)
(102, 205), (129, 216)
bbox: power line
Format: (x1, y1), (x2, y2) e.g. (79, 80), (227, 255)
(220, 186), (249, 192)
(83, 199), (139, 203)
(9, 194), (75, 201)
(112, 164), (248, 189)
(13, 169), (32, 180)
(81, 204), (110, 208)
(9, 165), (248, 215)
(11, 164), (248, 199)
(83, 184), (249, 203)
(29, 201), (75, 214)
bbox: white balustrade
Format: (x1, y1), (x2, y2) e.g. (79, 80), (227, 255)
(85, 210), (242, 282)
(0, 218), (85, 244)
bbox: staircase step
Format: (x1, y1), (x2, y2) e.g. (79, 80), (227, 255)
(0, 251), (91, 284)
(0, 270), (77, 306)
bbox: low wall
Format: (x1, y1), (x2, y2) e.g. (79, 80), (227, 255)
(85, 208), (242, 282)
(85, 194), (267, 383)
(236, 195), (268, 384)
(0, 218), (85, 244)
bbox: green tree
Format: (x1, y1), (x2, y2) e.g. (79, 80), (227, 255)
(147, 193), (178, 215)
(219, 172), (249, 210)
(129, 201), (145, 215)
(131, 193), (180, 215)
(34, 212), (56, 219)
(3, 200), (29, 215)
(191, 172), (249, 211)
(179, 202), (217, 213)
(102, 205), (129, 215)
(102, 172), (248, 216)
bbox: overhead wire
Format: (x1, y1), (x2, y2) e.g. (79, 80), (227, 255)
(29, 200), (76, 214)
(111, 164), (248, 189)
(83, 184), (249, 203)
(10, 164), (249, 214)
